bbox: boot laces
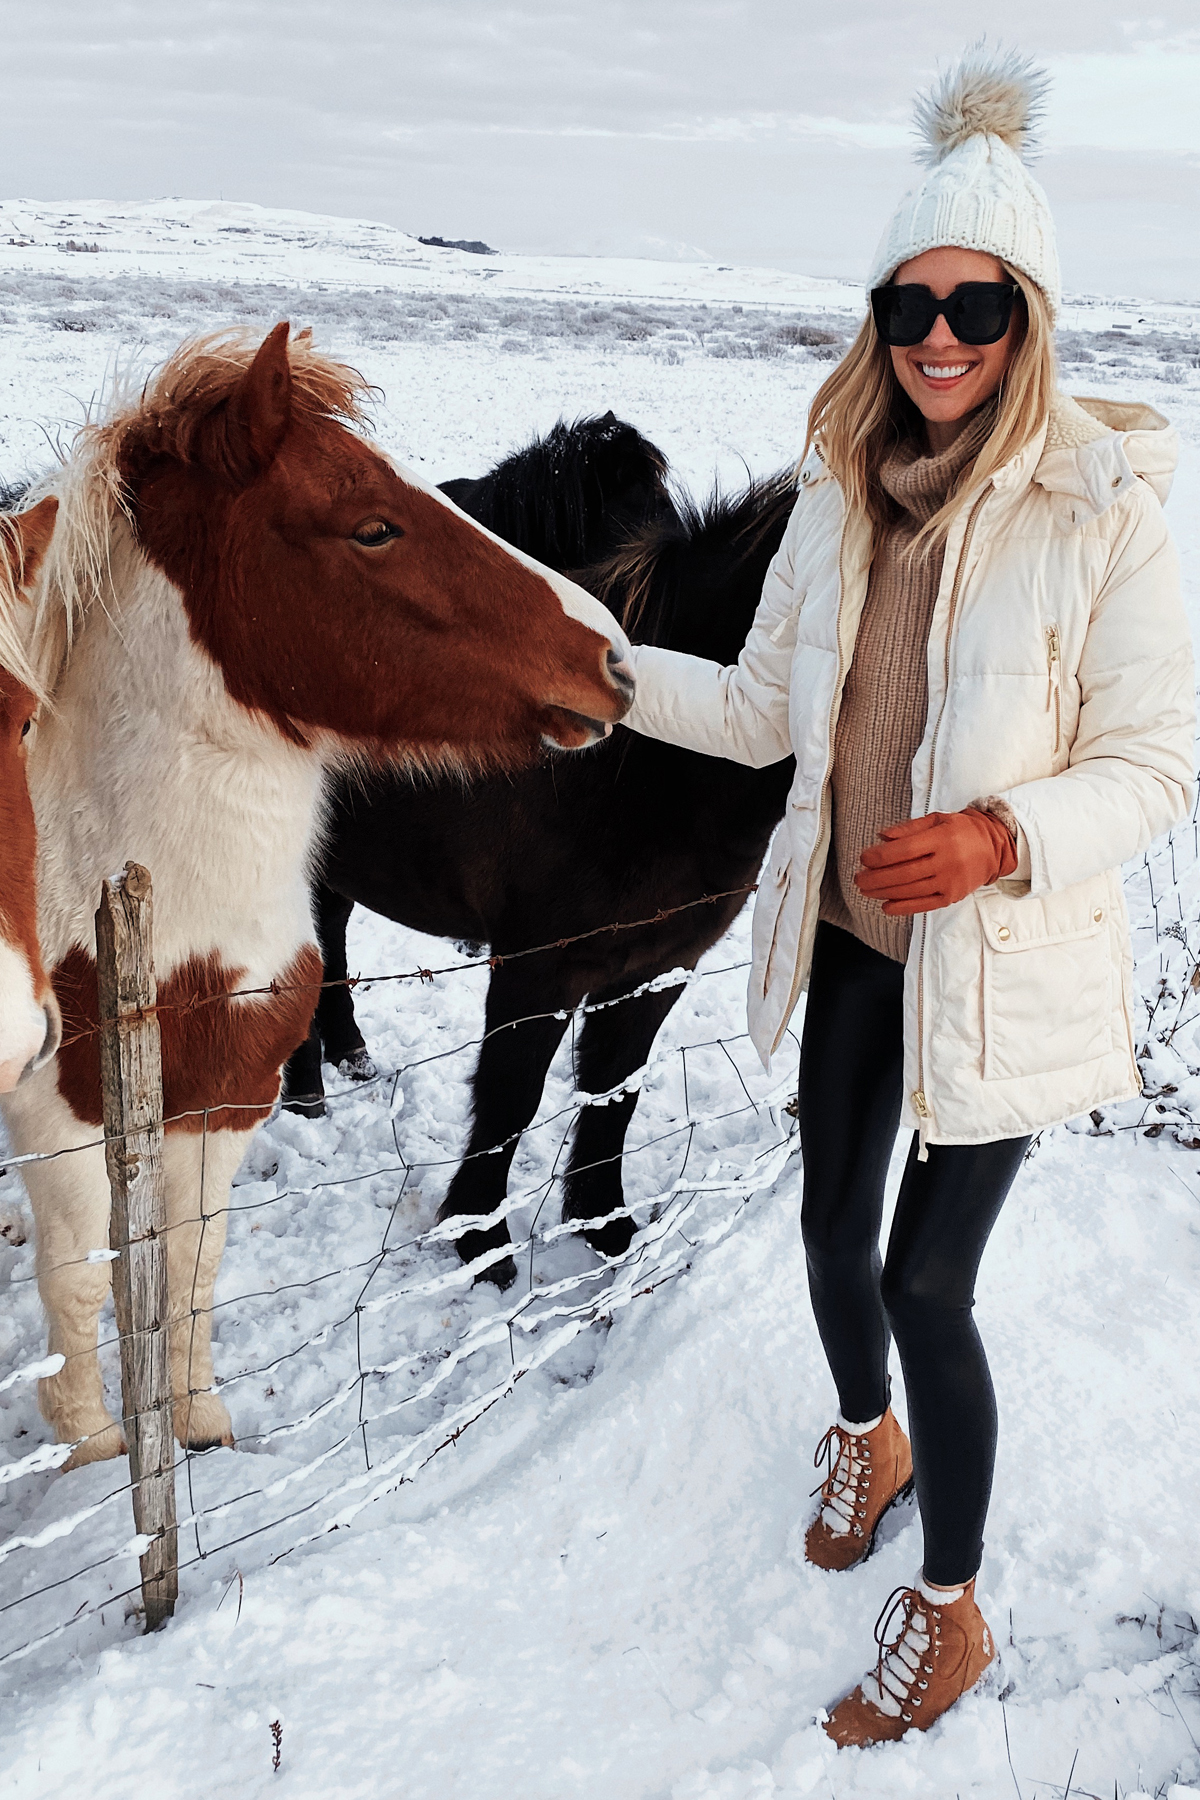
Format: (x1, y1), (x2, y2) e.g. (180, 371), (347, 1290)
(861, 1586), (933, 1719)
(811, 1424), (868, 1537)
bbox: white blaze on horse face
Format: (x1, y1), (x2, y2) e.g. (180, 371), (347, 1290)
(0, 939), (54, 1092)
(388, 458), (636, 692)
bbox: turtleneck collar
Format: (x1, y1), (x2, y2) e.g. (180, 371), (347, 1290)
(878, 401), (998, 526)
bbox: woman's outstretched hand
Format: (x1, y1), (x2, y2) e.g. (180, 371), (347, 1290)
(854, 808), (1018, 915)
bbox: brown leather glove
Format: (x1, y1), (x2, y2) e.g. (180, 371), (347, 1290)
(854, 808), (1018, 916)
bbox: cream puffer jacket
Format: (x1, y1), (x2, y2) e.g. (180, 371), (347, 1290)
(625, 394), (1195, 1146)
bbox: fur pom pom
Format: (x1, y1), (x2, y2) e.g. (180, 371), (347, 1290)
(913, 41), (1049, 166)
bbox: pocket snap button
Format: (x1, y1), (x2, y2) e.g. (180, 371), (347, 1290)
(996, 925), (1011, 941)
(1093, 908), (1104, 922)
(1111, 476), (1121, 488)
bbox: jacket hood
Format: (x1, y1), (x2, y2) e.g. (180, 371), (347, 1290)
(1033, 392), (1178, 516)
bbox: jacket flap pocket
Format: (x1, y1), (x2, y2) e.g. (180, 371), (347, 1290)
(976, 884), (1108, 953)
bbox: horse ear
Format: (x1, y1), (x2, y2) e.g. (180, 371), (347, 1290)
(0, 496), (58, 593)
(223, 322), (293, 486)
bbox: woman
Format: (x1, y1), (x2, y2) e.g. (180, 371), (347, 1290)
(624, 49), (1194, 1747)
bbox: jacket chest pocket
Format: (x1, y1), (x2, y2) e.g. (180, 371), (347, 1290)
(978, 884), (1112, 1082)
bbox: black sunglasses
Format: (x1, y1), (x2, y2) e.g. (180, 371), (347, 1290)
(870, 282), (1020, 347)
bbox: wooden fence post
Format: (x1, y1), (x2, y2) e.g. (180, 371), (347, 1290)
(96, 861), (178, 1631)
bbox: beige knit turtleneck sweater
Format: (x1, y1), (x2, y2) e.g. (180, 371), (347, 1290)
(819, 405), (996, 963)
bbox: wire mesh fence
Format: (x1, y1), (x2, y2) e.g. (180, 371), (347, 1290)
(3, 789), (1200, 1671)
(0, 876), (800, 1668)
(1092, 783), (1200, 1145)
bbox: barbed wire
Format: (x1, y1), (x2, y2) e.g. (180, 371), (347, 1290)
(6, 789), (1200, 1671)
(50, 884), (759, 1054)
(1, 955), (752, 1178)
(0, 924), (797, 1665)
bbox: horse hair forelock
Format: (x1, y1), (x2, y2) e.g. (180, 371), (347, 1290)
(11, 330), (376, 698)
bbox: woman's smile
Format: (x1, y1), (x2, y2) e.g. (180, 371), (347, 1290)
(914, 360), (976, 384)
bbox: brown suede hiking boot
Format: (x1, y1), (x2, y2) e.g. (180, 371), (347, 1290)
(804, 1409), (914, 1572)
(824, 1576), (996, 1747)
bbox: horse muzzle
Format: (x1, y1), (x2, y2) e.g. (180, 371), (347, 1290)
(1, 993), (63, 1092)
(26, 991), (63, 1077)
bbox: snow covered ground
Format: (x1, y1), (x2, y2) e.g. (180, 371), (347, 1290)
(2, 201), (1200, 1799)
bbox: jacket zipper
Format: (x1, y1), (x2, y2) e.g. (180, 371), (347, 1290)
(1045, 624), (1061, 755)
(913, 486), (992, 1154)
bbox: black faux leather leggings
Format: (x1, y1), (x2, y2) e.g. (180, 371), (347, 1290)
(797, 921), (1029, 1586)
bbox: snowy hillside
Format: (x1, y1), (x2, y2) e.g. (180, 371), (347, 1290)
(2, 201), (1200, 1800)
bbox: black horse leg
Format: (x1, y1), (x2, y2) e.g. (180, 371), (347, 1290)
(437, 963), (574, 1291)
(281, 884), (369, 1118)
(281, 1018), (327, 1118)
(312, 886), (376, 1078)
(563, 980), (686, 1260)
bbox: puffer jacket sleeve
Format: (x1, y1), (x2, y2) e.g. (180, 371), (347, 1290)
(621, 492), (806, 768)
(998, 486), (1196, 894)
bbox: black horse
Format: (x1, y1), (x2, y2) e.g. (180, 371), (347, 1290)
(284, 429), (798, 1291)
(440, 410), (674, 570)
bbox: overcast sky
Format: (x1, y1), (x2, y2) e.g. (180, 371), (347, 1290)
(2, 2), (1198, 298)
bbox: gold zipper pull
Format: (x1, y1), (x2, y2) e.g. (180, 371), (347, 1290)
(1045, 625), (1060, 707)
(1046, 625), (1062, 751)
(912, 1090), (931, 1159)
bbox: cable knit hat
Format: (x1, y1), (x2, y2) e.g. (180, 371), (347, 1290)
(867, 44), (1060, 320)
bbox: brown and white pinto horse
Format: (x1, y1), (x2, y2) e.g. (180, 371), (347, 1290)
(0, 499), (61, 1091)
(1, 324), (632, 1466)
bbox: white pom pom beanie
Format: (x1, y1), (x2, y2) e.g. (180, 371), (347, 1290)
(867, 43), (1061, 321)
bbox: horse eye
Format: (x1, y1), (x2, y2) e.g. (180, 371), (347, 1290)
(20, 718), (32, 738)
(352, 519), (402, 548)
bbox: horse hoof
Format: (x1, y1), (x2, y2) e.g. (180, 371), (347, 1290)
(583, 1217), (637, 1262)
(474, 1254), (518, 1292)
(283, 1093), (326, 1119)
(338, 1048), (378, 1082)
(61, 1419), (127, 1470)
(439, 1207), (516, 1289)
(175, 1393), (234, 1451)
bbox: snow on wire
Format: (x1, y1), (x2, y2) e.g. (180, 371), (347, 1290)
(8, 787), (1200, 1669)
(0, 904), (799, 1668)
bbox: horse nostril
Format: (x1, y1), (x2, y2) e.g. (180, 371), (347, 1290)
(606, 647), (636, 704)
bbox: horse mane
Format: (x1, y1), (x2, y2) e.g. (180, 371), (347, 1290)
(589, 471), (798, 645)
(0, 512), (46, 699)
(458, 413), (670, 566)
(13, 329), (376, 696)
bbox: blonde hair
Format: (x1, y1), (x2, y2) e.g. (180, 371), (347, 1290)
(801, 267), (1056, 552)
